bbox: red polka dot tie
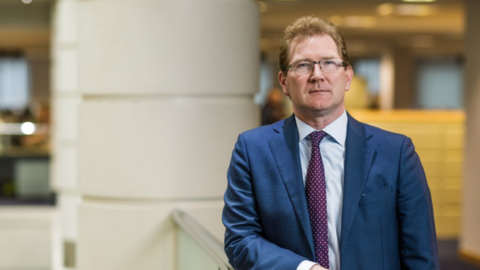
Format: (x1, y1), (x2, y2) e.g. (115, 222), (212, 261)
(306, 131), (329, 268)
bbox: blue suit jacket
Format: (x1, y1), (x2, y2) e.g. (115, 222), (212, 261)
(223, 114), (439, 270)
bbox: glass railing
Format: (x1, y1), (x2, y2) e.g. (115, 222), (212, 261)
(172, 209), (233, 270)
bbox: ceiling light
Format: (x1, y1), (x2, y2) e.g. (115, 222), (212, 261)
(402, 0), (436, 2)
(396, 4), (435, 16)
(21, 122), (35, 135)
(343, 16), (376, 28)
(377, 3), (395, 16)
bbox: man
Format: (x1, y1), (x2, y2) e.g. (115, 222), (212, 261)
(222, 16), (439, 270)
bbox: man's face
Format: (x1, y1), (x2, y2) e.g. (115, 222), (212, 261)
(278, 34), (353, 122)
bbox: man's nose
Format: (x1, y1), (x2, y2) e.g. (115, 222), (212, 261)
(310, 63), (324, 82)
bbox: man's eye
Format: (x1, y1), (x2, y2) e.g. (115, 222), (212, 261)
(323, 60), (335, 65)
(296, 62), (311, 68)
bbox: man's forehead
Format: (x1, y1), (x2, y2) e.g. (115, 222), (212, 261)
(292, 33), (329, 43)
(288, 34), (339, 59)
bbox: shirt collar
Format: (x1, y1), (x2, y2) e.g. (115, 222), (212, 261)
(295, 110), (348, 147)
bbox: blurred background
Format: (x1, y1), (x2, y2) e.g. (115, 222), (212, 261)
(0, 0), (479, 269)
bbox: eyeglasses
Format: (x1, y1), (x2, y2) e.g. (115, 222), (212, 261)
(285, 59), (347, 76)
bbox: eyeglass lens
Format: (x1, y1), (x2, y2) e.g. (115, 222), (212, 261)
(291, 60), (343, 75)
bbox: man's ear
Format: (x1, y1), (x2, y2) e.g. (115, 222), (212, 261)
(345, 66), (354, 91)
(278, 71), (289, 97)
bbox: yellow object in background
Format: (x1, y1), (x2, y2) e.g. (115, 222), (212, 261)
(345, 76), (371, 110)
(350, 109), (465, 239)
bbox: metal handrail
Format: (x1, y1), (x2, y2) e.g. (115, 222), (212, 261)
(172, 209), (233, 270)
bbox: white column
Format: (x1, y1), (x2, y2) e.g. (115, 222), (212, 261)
(461, 0), (480, 262)
(74, 1), (259, 270)
(51, 0), (82, 269)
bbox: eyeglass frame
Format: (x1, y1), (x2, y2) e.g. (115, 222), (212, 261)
(283, 59), (348, 75)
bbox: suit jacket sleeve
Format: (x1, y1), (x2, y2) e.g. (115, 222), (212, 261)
(222, 134), (308, 270)
(397, 137), (439, 269)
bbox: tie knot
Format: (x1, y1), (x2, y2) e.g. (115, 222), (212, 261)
(310, 131), (327, 146)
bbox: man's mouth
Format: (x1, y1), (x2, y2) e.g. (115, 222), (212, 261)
(309, 89), (329, 93)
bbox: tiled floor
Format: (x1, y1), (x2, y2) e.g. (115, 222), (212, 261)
(439, 240), (480, 270)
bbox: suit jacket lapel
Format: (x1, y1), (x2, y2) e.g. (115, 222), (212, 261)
(269, 115), (315, 257)
(340, 114), (376, 251)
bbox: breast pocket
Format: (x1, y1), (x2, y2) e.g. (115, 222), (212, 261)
(359, 185), (392, 205)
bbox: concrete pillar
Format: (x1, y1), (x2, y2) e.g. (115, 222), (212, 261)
(56, 0), (258, 270)
(461, 0), (480, 263)
(50, 0), (82, 268)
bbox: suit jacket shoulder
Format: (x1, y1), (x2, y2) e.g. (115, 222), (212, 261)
(239, 118), (287, 141)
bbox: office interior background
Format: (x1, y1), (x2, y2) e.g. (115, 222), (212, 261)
(0, 0), (480, 269)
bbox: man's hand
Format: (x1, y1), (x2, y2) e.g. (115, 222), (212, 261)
(310, 265), (328, 270)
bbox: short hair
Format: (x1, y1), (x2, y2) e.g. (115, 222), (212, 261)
(279, 16), (350, 73)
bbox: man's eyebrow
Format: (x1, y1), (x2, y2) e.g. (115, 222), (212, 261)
(320, 56), (337, 60)
(292, 56), (339, 63)
(291, 58), (311, 63)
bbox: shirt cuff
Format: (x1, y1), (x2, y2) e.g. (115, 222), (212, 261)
(297, 260), (318, 270)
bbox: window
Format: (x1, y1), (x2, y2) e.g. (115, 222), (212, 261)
(0, 56), (29, 110)
(354, 58), (381, 96)
(416, 57), (464, 109)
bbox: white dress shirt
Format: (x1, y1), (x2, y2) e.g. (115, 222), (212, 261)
(296, 111), (348, 270)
